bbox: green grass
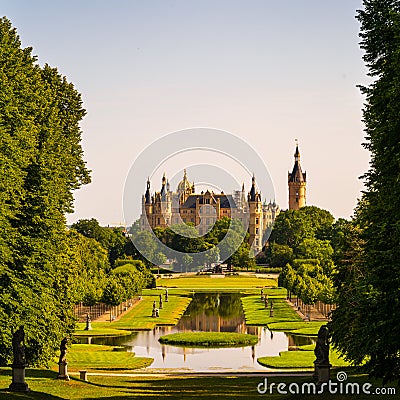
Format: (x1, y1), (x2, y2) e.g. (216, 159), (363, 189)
(114, 294), (191, 329)
(159, 332), (259, 347)
(157, 275), (277, 290)
(241, 295), (302, 325)
(267, 321), (325, 335)
(77, 293), (192, 331)
(257, 348), (351, 369)
(73, 324), (132, 337)
(290, 326), (325, 336)
(0, 370), (386, 399)
(63, 344), (153, 371)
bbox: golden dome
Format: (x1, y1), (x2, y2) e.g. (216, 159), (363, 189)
(177, 169), (192, 192)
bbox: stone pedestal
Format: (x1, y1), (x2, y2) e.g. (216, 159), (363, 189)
(57, 362), (70, 381)
(80, 370), (88, 381)
(313, 362), (331, 384)
(9, 366), (29, 392)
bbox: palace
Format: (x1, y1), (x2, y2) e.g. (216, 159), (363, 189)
(140, 170), (279, 253)
(140, 144), (306, 253)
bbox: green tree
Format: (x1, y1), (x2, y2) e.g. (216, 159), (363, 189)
(0, 18), (90, 366)
(298, 238), (334, 273)
(269, 243), (294, 268)
(71, 219), (128, 266)
(153, 252), (167, 274)
(182, 254), (193, 273)
(102, 276), (125, 322)
(330, 0), (400, 383)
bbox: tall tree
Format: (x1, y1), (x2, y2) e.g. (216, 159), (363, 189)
(330, 0), (400, 383)
(0, 17), (90, 365)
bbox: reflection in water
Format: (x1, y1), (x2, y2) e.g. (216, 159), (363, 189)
(80, 293), (314, 372)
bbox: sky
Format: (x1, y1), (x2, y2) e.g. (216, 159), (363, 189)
(2, 0), (370, 225)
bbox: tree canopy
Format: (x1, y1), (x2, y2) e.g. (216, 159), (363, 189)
(329, 0), (400, 383)
(0, 17), (90, 366)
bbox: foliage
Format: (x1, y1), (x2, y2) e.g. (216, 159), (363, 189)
(71, 218), (128, 266)
(0, 18), (90, 366)
(330, 0), (400, 383)
(269, 243), (293, 267)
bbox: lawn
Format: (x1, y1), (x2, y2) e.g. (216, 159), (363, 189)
(157, 275), (277, 290)
(159, 332), (258, 347)
(267, 321), (325, 335)
(77, 293), (192, 331)
(241, 295), (303, 326)
(113, 293), (192, 329)
(0, 371), (387, 399)
(257, 348), (351, 369)
(61, 344), (153, 371)
(73, 325), (132, 337)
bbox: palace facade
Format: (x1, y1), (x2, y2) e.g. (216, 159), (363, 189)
(140, 144), (306, 252)
(140, 170), (279, 253)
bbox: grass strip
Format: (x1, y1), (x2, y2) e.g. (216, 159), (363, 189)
(73, 324), (131, 337)
(257, 348), (351, 369)
(62, 344), (153, 371)
(159, 332), (259, 347)
(157, 275), (277, 289)
(267, 321), (325, 334)
(241, 295), (302, 326)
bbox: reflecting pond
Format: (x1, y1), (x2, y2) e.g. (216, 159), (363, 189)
(81, 293), (314, 372)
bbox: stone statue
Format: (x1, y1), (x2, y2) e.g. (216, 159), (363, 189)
(152, 301), (159, 318)
(84, 313), (92, 331)
(58, 337), (68, 364)
(314, 325), (330, 364)
(12, 326), (25, 367)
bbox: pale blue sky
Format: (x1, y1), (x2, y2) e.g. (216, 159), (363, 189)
(2, 0), (369, 224)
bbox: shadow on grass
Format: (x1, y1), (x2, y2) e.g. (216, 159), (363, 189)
(0, 369), (58, 379)
(79, 369), (381, 400)
(0, 389), (64, 399)
(80, 376), (262, 399)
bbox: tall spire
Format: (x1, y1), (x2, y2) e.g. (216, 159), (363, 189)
(249, 173), (256, 201)
(294, 138), (300, 162)
(161, 173), (167, 200)
(288, 141), (306, 183)
(288, 141), (306, 210)
(145, 177), (151, 204)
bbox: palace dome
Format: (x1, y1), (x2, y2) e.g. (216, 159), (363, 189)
(177, 169), (192, 192)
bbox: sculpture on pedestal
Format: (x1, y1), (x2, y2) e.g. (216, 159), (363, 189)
(313, 325), (331, 385)
(57, 337), (70, 380)
(9, 326), (29, 392)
